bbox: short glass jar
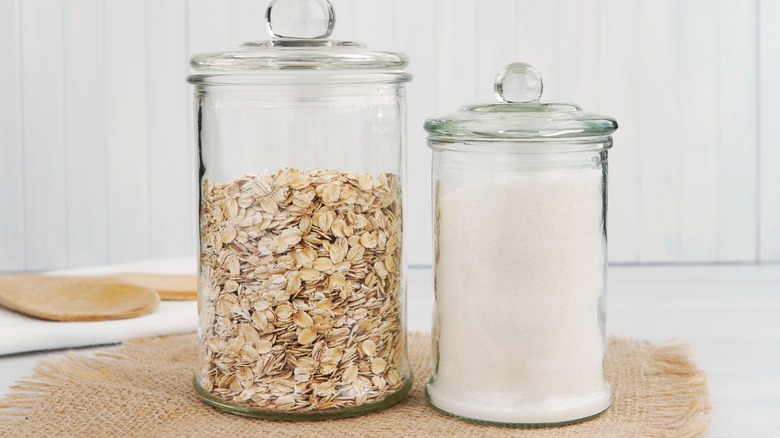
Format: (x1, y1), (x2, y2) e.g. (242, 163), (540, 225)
(188, 0), (413, 420)
(424, 63), (618, 425)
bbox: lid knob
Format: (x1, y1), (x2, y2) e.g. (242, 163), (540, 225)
(494, 63), (543, 104)
(265, 0), (335, 39)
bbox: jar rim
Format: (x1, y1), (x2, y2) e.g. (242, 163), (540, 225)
(188, 71), (412, 86)
(424, 110), (618, 142)
(427, 137), (613, 153)
(190, 44), (409, 73)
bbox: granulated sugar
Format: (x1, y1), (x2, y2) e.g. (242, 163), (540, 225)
(426, 168), (611, 424)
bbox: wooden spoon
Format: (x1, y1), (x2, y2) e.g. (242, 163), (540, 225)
(0, 276), (160, 322)
(107, 274), (197, 301)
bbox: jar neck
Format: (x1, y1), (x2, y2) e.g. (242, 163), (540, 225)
(432, 148), (607, 173)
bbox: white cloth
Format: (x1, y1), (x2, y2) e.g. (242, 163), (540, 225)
(0, 258), (199, 356)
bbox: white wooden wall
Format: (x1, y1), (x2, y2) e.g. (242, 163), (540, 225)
(1, 0), (778, 272)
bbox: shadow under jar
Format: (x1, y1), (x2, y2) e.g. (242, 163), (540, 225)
(188, 0), (413, 420)
(424, 63), (618, 426)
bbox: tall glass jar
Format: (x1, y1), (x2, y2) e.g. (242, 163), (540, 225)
(188, 0), (413, 420)
(424, 63), (618, 425)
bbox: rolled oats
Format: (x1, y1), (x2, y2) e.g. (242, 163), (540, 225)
(197, 168), (406, 412)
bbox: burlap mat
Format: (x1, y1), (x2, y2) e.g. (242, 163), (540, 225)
(0, 333), (709, 437)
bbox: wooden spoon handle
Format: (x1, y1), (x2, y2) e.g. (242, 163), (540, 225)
(107, 274), (197, 301)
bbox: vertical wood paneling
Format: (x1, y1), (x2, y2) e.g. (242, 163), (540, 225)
(186, 0), (230, 54)
(557, 0), (601, 110)
(514, 1), (561, 101)
(227, 0), (266, 45)
(146, 0), (195, 259)
(1, 0), (777, 270)
(329, 0), (356, 40)
(600, 0), (641, 262)
(677, 0), (719, 261)
(354, 1), (395, 53)
(636, 0), (681, 262)
(105, 1), (150, 263)
(0, 0), (24, 271)
(184, 0), (197, 262)
(475, 0), (518, 102)
(760, 0), (780, 261)
(397, 0), (436, 266)
(21, 0), (67, 270)
(435, 0), (478, 115)
(63, 0), (108, 267)
(717, 0), (757, 261)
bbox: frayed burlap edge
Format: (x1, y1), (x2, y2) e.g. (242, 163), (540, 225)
(605, 338), (711, 438)
(0, 333), (710, 437)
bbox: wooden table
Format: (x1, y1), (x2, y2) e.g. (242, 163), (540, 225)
(2, 262), (778, 436)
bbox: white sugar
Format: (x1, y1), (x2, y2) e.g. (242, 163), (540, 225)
(426, 169), (611, 424)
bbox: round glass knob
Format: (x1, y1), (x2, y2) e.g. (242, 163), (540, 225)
(266, 0), (335, 39)
(494, 63), (544, 104)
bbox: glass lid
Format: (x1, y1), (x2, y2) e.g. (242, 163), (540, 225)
(190, 0), (408, 72)
(424, 63), (617, 142)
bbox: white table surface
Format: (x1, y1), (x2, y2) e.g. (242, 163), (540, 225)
(1, 262), (779, 437)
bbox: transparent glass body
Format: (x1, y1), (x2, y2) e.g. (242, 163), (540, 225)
(425, 139), (612, 425)
(190, 73), (413, 420)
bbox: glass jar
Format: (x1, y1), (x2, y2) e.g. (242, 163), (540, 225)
(424, 63), (618, 425)
(188, 0), (413, 420)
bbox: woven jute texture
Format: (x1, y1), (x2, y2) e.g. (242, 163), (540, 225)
(0, 332), (709, 437)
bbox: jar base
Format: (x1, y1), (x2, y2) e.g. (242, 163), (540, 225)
(193, 376), (413, 421)
(425, 381), (611, 426)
